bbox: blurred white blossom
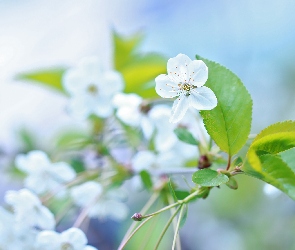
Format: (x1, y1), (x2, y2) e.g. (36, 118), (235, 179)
(0, 207), (37, 250)
(15, 150), (76, 195)
(35, 227), (97, 250)
(63, 56), (124, 120)
(113, 92), (154, 138)
(155, 53), (217, 123)
(5, 189), (55, 230)
(71, 181), (128, 221)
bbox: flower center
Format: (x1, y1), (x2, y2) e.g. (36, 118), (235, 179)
(179, 83), (193, 96)
(61, 243), (74, 250)
(87, 84), (98, 95)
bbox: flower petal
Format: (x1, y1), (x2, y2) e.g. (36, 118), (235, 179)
(188, 60), (208, 87)
(155, 74), (178, 98)
(167, 54), (192, 83)
(71, 181), (103, 207)
(49, 162), (76, 182)
(169, 96), (189, 123)
(36, 230), (61, 250)
(100, 70), (124, 96)
(131, 151), (156, 172)
(61, 228), (87, 249)
(189, 87), (217, 110)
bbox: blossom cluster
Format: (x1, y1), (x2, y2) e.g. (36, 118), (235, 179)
(1, 53), (217, 249)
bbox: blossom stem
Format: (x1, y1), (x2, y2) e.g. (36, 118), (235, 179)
(168, 195), (182, 250)
(226, 154), (231, 171)
(154, 205), (182, 250)
(118, 216), (154, 250)
(72, 194), (101, 228)
(172, 204), (185, 250)
(118, 192), (159, 249)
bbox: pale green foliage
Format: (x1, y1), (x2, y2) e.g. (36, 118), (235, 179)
(243, 121), (295, 200)
(197, 56), (253, 156)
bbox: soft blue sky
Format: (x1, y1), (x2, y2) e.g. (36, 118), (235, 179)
(1, 0), (295, 146)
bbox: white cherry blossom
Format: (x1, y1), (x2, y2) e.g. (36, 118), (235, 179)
(0, 207), (37, 250)
(15, 150), (76, 195)
(63, 56), (124, 120)
(113, 93), (154, 139)
(35, 227), (97, 250)
(4, 189), (55, 230)
(155, 54), (217, 123)
(70, 181), (129, 221)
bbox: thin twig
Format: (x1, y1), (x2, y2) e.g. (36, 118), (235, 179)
(154, 205), (182, 250)
(118, 216), (154, 250)
(118, 192), (159, 249)
(172, 204), (185, 250)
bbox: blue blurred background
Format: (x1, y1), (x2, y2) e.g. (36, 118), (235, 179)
(1, 0), (295, 249)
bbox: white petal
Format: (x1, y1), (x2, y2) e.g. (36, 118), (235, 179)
(36, 230), (61, 250)
(156, 151), (183, 169)
(24, 175), (48, 194)
(102, 200), (129, 221)
(15, 151), (50, 174)
(116, 106), (141, 126)
(155, 74), (178, 98)
(61, 228), (87, 249)
(188, 60), (208, 87)
(154, 130), (177, 152)
(92, 96), (114, 118)
(49, 162), (76, 182)
(35, 206), (56, 230)
(167, 54), (192, 83)
(84, 246), (98, 250)
(169, 96), (189, 123)
(112, 93), (142, 108)
(131, 151), (156, 172)
(140, 116), (154, 139)
(71, 181), (103, 207)
(62, 69), (88, 95)
(100, 70), (124, 96)
(68, 96), (91, 120)
(189, 87), (217, 110)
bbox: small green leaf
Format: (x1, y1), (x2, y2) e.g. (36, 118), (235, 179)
(168, 179), (177, 201)
(16, 68), (67, 93)
(140, 170), (153, 190)
(114, 31), (167, 98)
(196, 55), (252, 156)
(232, 157), (243, 167)
(174, 190), (190, 200)
(174, 127), (199, 146)
(192, 169), (229, 187)
(179, 204), (188, 228)
(225, 177), (238, 190)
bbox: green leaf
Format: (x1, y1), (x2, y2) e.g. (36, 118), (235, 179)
(174, 127), (199, 146)
(114, 32), (167, 98)
(243, 154), (295, 200)
(196, 55), (252, 156)
(192, 169), (229, 187)
(225, 177), (238, 190)
(246, 122), (295, 171)
(16, 68), (67, 93)
(174, 190), (190, 200)
(140, 170), (153, 190)
(167, 178), (178, 201)
(241, 121), (295, 200)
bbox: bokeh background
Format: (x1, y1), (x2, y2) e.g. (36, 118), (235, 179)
(1, 0), (295, 249)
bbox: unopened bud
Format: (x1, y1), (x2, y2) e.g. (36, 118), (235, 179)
(198, 155), (211, 169)
(131, 213), (143, 221)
